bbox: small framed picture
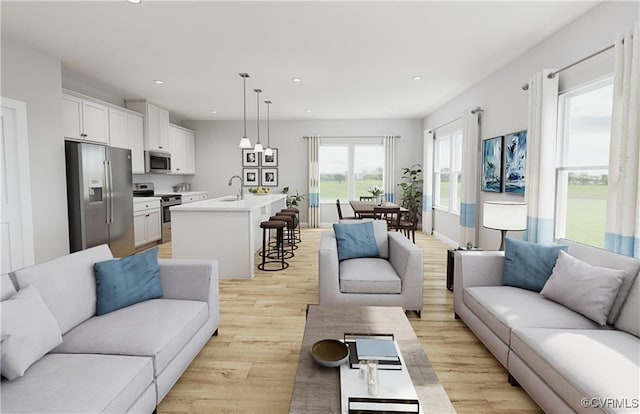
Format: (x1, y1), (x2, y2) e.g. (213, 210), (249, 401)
(242, 149), (260, 167)
(261, 148), (278, 167)
(243, 168), (259, 186)
(261, 168), (278, 187)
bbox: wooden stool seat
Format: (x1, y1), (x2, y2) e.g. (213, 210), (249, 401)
(280, 209), (301, 243)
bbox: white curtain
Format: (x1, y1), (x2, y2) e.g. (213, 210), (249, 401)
(383, 135), (396, 202)
(422, 130), (434, 234)
(308, 135), (320, 228)
(459, 109), (480, 247)
(605, 23), (640, 258)
(523, 69), (559, 244)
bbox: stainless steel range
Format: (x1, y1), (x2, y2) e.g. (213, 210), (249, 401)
(133, 183), (182, 243)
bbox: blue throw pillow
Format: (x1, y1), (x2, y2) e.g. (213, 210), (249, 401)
(94, 247), (163, 315)
(502, 238), (568, 292)
(333, 222), (379, 261)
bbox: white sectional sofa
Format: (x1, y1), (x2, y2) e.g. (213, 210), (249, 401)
(1, 245), (219, 413)
(453, 238), (640, 413)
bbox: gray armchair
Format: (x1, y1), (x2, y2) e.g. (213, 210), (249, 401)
(318, 220), (424, 317)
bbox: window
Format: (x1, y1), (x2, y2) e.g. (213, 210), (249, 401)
(319, 140), (383, 202)
(433, 126), (463, 213)
(555, 78), (613, 248)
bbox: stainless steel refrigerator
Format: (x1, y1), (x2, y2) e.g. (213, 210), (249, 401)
(65, 141), (134, 257)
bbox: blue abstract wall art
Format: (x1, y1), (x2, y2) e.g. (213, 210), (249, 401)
(504, 130), (527, 195)
(482, 136), (503, 193)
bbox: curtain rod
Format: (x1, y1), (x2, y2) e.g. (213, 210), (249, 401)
(521, 39), (626, 90)
(427, 107), (483, 134)
(302, 135), (400, 139)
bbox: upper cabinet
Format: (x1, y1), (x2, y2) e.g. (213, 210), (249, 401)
(168, 124), (196, 175)
(126, 100), (169, 152)
(109, 107), (145, 174)
(62, 93), (109, 144)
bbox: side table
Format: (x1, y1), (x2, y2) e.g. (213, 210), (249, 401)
(446, 247), (482, 291)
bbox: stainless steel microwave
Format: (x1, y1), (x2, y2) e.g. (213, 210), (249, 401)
(145, 150), (171, 174)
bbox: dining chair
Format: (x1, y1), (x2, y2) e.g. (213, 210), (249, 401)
(373, 206), (400, 230)
(336, 199), (358, 220)
(398, 212), (419, 243)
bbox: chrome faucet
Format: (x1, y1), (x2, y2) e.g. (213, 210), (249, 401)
(228, 175), (243, 200)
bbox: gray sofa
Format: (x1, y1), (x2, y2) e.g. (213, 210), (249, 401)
(1, 244), (219, 413)
(318, 220), (424, 316)
(454, 238), (640, 413)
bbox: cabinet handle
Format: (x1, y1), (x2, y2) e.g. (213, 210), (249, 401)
(158, 146), (163, 149)
(176, 168), (180, 171)
(146, 214), (150, 217)
(145, 204), (149, 208)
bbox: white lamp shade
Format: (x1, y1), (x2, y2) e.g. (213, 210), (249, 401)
(483, 201), (527, 231)
(239, 137), (252, 148)
(264, 147), (273, 157)
(254, 142), (264, 152)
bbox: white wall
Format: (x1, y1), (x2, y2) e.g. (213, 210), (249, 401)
(423, 1), (639, 249)
(184, 119), (423, 225)
(1, 36), (69, 262)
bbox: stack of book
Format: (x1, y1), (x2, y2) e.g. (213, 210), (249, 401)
(345, 335), (401, 370)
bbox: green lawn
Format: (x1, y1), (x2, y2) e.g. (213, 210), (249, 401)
(565, 185), (607, 248)
(320, 179), (383, 201)
(320, 179), (607, 248)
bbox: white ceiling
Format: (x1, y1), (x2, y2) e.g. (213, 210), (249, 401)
(2, 1), (599, 121)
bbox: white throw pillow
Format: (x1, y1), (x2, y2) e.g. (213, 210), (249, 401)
(540, 250), (625, 326)
(0, 285), (63, 380)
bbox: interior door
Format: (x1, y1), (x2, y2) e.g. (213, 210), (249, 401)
(1, 98), (35, 273)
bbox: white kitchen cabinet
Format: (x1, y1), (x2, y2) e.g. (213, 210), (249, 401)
(168, 125), (186, 174)
(108, 108), (145, 174)
(180, 192), (208, 204)
(128, 113), (144, 174)
(127, 100), (169, 151)
(133, 199), (161, 248)
(168, 124), (196, 175)
(185, 130), (196, 174)
(108, 108), (128, 149)
(62, 93), (109, 144)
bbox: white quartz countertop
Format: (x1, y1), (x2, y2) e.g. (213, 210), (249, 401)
(134, 196), (161, 202)
(153, 191), (208, 197)
(171, 194), (286, 212)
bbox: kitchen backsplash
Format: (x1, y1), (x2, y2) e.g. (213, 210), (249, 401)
(133, 174), (192, 192)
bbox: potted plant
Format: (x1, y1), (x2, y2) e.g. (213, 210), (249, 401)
(367, 185), (383, 206)
(282, 187), (305, 208)
(397, 164), (423, 222)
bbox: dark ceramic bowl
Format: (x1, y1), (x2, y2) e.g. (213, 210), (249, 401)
(310, 339), (350, 367)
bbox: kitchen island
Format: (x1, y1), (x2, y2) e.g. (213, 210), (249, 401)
(170, 194), (287, 278)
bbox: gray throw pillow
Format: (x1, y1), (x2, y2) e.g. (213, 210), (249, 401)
(540, 250), (626, 326)
(0, 285), (63, 380)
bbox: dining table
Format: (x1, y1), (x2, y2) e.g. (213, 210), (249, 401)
(348, 200), (409, 219)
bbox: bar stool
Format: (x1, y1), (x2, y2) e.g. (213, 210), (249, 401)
(281, 208), (301, 243)
(277, 210), (299, 248)
(270, 214), (297, 256)
(258, 220), (288, 271)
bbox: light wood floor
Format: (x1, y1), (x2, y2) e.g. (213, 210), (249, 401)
(156, 229), (542, 414)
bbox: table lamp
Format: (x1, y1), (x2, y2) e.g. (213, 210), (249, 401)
(482, 201), (527, 250)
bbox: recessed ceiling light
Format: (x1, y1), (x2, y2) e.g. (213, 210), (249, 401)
(211, 110), (217, 114)
(387, 109), (393, 112)
(412, 75), (423, 80)
(292, 78), (303, 83)
(127, 0), (141, 4)
(306, 110), (312, 113)
(153, 80), (164, 85)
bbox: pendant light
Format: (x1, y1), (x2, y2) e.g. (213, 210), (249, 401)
(238, 73), (252, 148)
(264, 100), (273, 157)
(253, 88), (264, 153)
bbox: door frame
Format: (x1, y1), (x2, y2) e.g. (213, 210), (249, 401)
(1, 97), (35, 270)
